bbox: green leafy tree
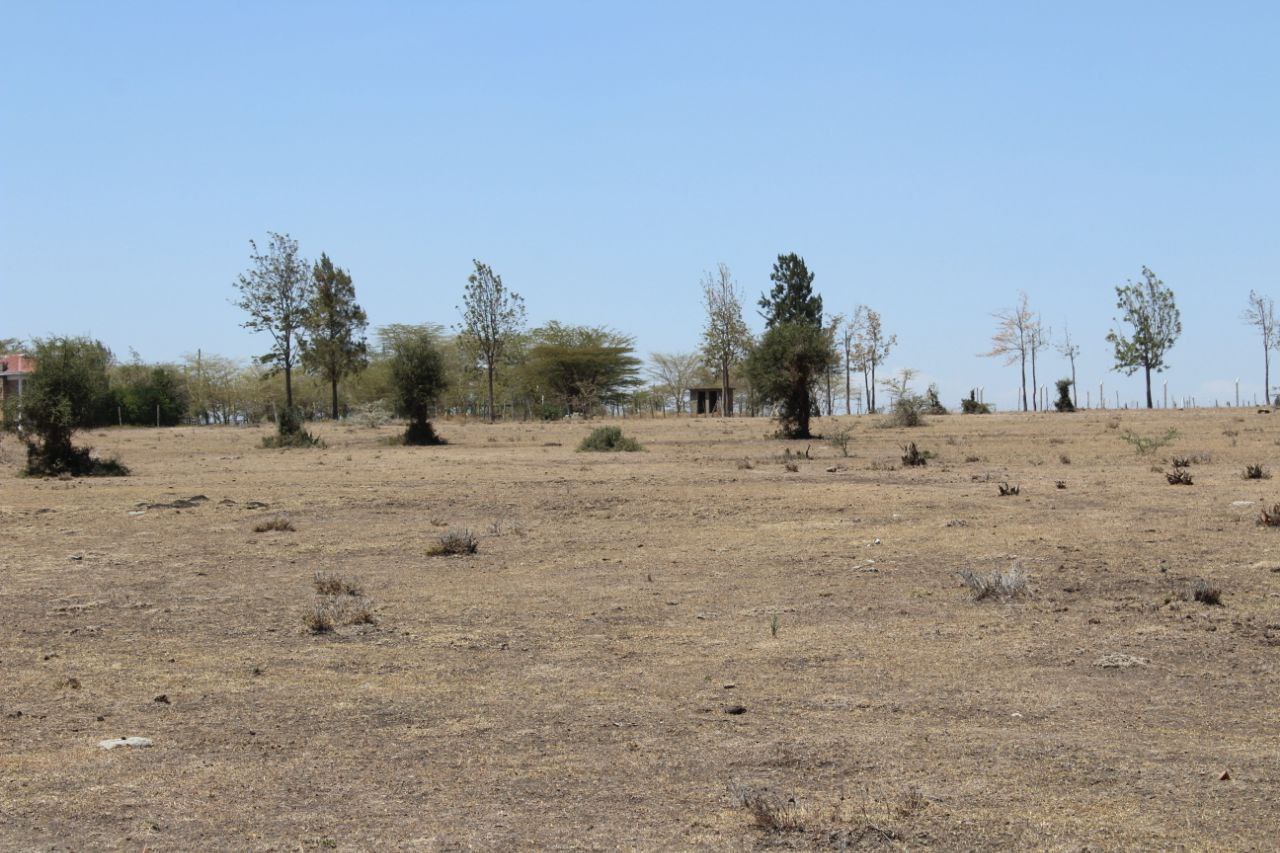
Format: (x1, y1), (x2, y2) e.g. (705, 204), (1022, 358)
(389, 328), (449, 445)
(1106, 267), (1182, 409)
(759, 253), (821, 328)
(749, 253), (828, 437)
(301, 253), (369, 419)
(19, 336), (125, 475)
(523, 323), (642, 417)
(744, 322), (834, 439)
(700, 263), (751, 415)
(233, 232), (312, 428)
(457, 260), (526, 422)
(114, 361), (189, 426)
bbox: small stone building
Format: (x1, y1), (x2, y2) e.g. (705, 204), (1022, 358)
(688, 386), (733, 416)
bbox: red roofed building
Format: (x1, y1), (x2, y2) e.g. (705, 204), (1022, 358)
(0, 353), (35, 418)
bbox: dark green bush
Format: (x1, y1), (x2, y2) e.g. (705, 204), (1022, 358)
(578, 425), (642, 452)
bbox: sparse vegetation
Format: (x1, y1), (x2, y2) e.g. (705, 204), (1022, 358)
(1167, 469), (1194, 485)
(1245, 464), (1270, 480)
(1119, 428), (1179, 456)
(998, 482), (1020, 496)
(578, 425), (642, 452)
(826, 423), (854, 457)
(1258, 504), (1280, 527)
(313, 571), (363, 597)
(306, 571), (376, 632)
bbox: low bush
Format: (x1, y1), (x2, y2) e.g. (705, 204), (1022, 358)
(578, 426), (642, 452)
(900, 442), (928, 467)
(998, 482), (1020, 496)
(253, 515), (296, 533)
(1245, 464), (1270, 480)
(429, 528), (479, 556)
(1188, 578), (1222, 606)
(959, 562), (1028, 601)
(1167, 470), (1193, 485)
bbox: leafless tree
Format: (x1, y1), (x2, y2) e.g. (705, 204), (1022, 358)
(984, 291), (1035, 412)
(1028, 318), (1048, 411)
(700, 263), (751, 417)
(851, 305), (896, 414)
(1057, 324), (1080, 408)
(648, 352), (702, 413)
(1242, 290), (1278, 405)
(457, 260), (526, 422)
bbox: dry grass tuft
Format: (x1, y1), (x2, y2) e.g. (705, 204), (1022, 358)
(1259, 504), (1280, 527)
(314, 571), (363, 597)
(959, 562), (1028, 601)
(1245, 464), (1270, 480)
(998, 482), (1020, 496)
(254, 515), (296, 533)
(1167, 470), (1194, 485)
(1189, 578), (1223, 606)
(429, 528), (479, 556)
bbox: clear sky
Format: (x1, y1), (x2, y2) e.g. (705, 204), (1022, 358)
(4, 1), (1279, 409)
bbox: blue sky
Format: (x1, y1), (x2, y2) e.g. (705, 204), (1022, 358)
(4, 1), (1279, 408)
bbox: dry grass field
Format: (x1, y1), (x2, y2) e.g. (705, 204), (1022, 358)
(3, 409), (1280, 850)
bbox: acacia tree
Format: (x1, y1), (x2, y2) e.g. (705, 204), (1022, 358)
(458, 260), (526, 422)
(1106, 266), (1181, 409)
(1057, 324), (1080, 408)
(850, 306), (896, 414)
(1242, 290), (1278, 404)
(984, 291), (1035, 411)
(648, 352), (701, 413)
(233, 232), (311, 427)
(700, 263), (750, 416)
(301, 253), (368, 420)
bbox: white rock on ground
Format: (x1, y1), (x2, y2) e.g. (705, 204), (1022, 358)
(98, 736), (153, 750)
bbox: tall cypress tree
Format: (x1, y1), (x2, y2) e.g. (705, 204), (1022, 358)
(759, 253), (822, 328)
(301, 253), (369, 419)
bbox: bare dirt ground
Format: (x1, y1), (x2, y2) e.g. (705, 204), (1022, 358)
(3, 409), (1279, 850)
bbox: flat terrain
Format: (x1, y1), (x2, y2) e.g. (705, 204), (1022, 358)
(3, 410), (1279, 850)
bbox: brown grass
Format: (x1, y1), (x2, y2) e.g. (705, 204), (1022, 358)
(1, 411), (1277, 848)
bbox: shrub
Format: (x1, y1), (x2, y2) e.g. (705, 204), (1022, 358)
(960, 390), (991, 414)
(900, 442), (927, 467)
(826, 424), (853, 457)
(1245, 464), (1270, 480)
(19, 337), (129, 477)
(390, 329), (449, 445)
(1167, 470), (1193, 485)
(578, 426), (642, 452)
(1054, 378), (1075, 412)
(1170, 456), (1191, 468)
(880, 393), (928, 428)
(783, 460), (799, 473)
(1258, 504), (1280, 527)
(429, 528), (479, 556)
(923, 384), (948, 415)
(1119, 428), (1178, 456)
(743, 321), (832, 439)
(959, 562), (1028, 601)
(997, 482), (1020, 496)
(313, 571), (362, 596)
(736, 457), (755, 470)
(304, 603), (336, 634)
(253, 515), (296, 533)
(1188, 578), (1222, 606)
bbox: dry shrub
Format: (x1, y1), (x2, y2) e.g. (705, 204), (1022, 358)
(783, 461), (799, 473)
(1189, 578), (1223, 606)
(253, 515), (295, 533)
(430, 528), (479, 556)
(1259, 504), (1280, 527)
(736, 457), (755, 470)
(314, 571), (362, 597)
(1167, 470), (1193, 485)
(959, 562), (1028, 601)
(1244, 464), (1270, 480)
(997, 482), (1020, 496)
(901, 442), (927, 467)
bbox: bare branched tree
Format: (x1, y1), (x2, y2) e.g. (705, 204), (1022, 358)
(851, 306), (896, 414)
(700, 263), (750, 417)
(1242, 290), (1278, 404)
(648, 352), (702, 413)
(984, 292), (1035, 412)
(1057, 324), (1080, 408)
(1028, 318), (1048, 411)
